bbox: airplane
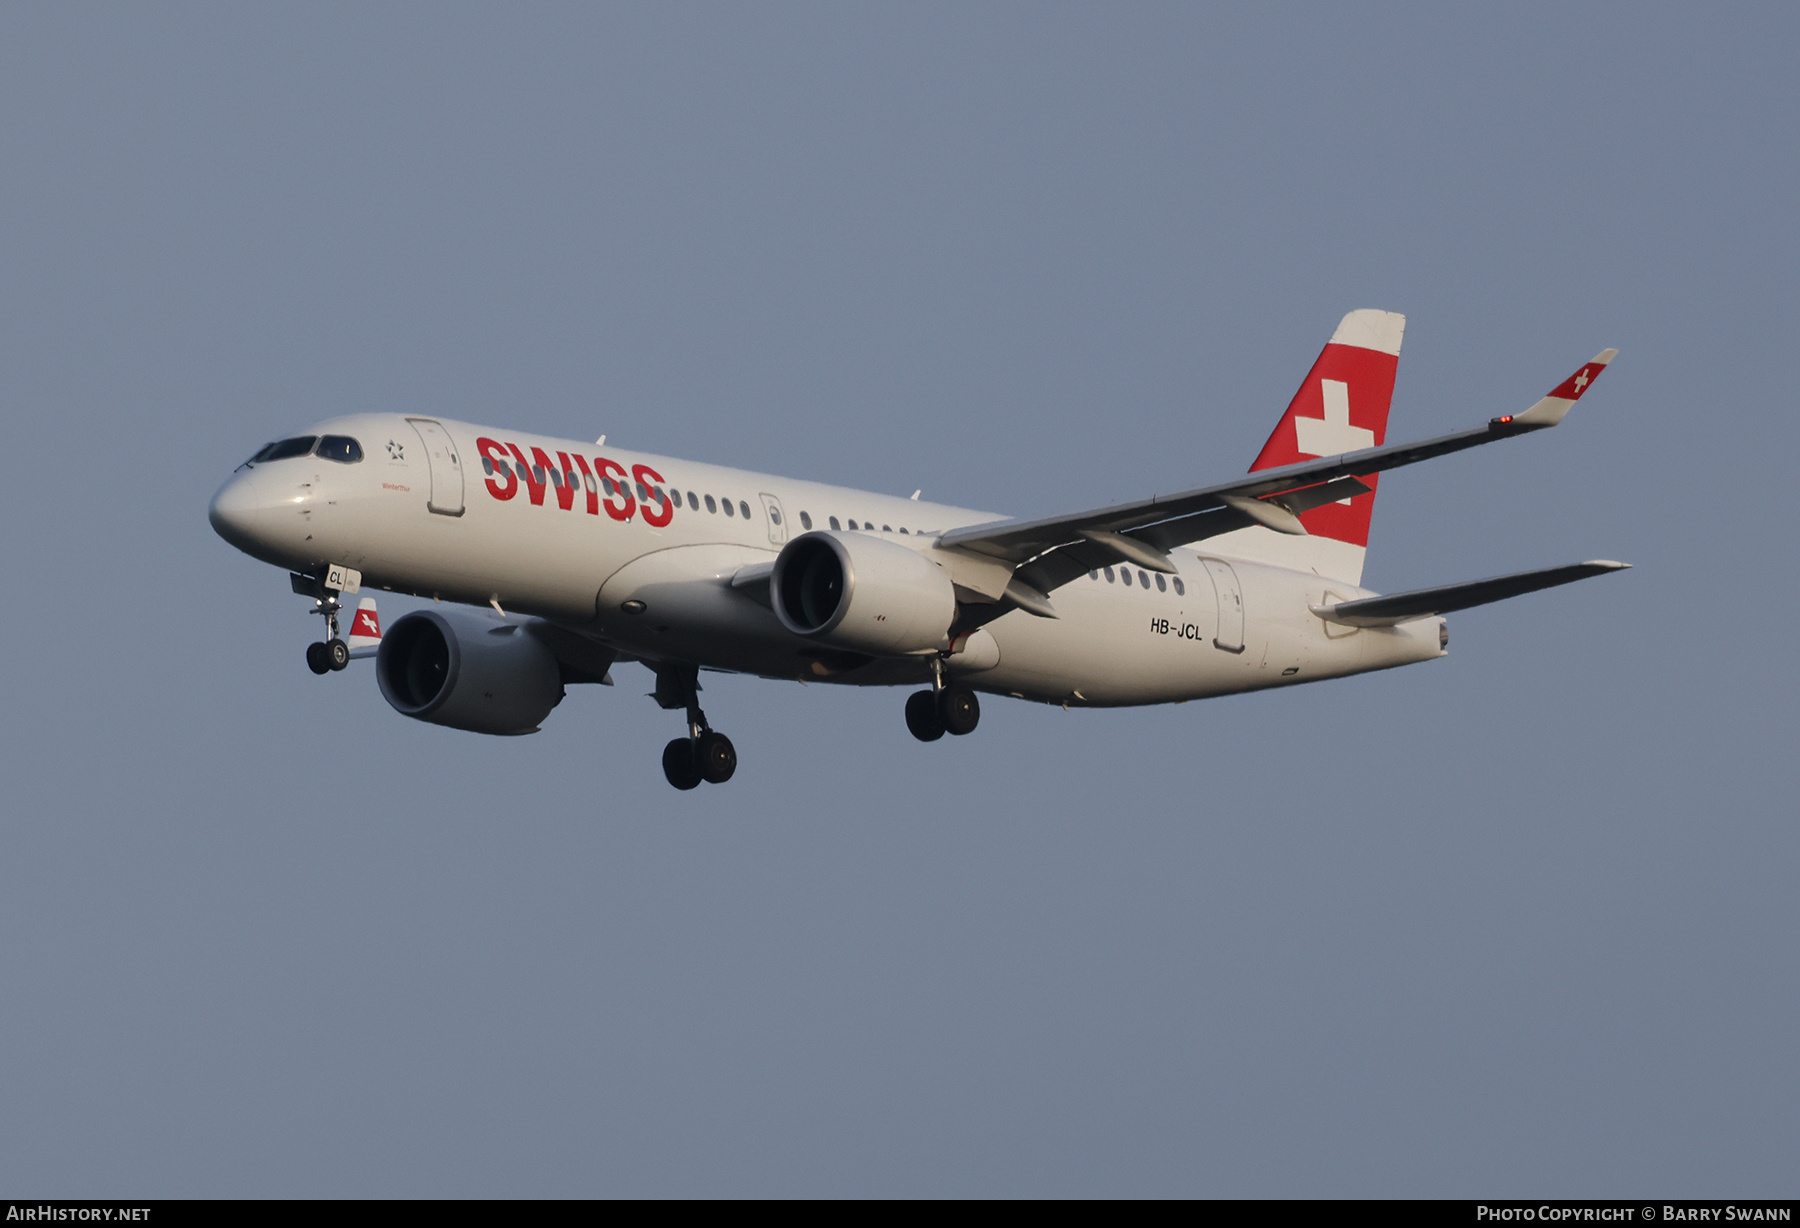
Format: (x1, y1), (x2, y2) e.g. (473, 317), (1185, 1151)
(208, 309), (1628, 790)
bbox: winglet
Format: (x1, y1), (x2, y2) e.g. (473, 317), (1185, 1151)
(347, 597), (382, 659)
(1508, 349), (1619, 428)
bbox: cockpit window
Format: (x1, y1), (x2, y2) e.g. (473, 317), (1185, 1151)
(315, 435), (363, 463)
(249, 436), (318, 464)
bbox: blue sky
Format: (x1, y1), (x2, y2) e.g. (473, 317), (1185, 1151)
(1, 3), (1794, 1195)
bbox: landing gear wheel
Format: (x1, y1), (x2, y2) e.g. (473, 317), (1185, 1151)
(305, 641), (331, 675)
(326, 637), (351, 671)
(662, 738), (702, 790)
(905, 690), (946, 742)
(697, 731), (737, 784)
(938, 684), (980, 736)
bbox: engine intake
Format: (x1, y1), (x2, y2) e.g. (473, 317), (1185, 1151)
(771, 531), (955, 656)
(376, 608), (564, 735)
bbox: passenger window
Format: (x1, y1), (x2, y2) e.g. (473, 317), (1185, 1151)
(499, 460), (513, 480)
(1138, 570), (1150, 587)
(316, 436), (362, 463)
(1155, 573), (1167, 592)
(829, 516), (840, 530)
(882, 524), (891, 532)
(1121, 569), (1133, 587)
(532, 465), (546, 484)
(585, 473), (597, 493)
(1104, 567), (1115, 583)
(1089, 571), (1098, 581)
(770, 507), (783, 525)
(800, 511), (813, 529)
(688, 491), (699, 510)
(482, 456), (495, 476)
(550, 469), (563, 488)
(1173, 578), (1185, 596)
(740, 501), (751, 519)
(899, 527), (908, 534)
(705, 494), (717, 513)
(723, 499), (734, 517)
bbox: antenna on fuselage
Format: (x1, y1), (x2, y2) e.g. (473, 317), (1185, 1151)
(595, 435), (606, 446)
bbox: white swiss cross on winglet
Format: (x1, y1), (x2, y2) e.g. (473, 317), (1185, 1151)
(1510, 349), (1619, 427)
(347, 597), (382, 659)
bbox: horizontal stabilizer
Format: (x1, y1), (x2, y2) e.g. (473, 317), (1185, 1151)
(1312, 560), (1630, 627)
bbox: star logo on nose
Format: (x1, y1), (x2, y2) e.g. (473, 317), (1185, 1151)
(386, 440), (405, 460)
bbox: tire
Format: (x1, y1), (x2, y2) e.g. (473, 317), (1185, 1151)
(305, 641), (331, 675)
(326, 637), (351, 671)
(662, 738), (702, 790)
(697, 731), (737, 784)
(938, 684), (980, 736)
(905, 690), (945, 742)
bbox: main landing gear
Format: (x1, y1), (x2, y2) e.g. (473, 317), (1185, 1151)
(654, 664), (737, 791)
(905, 662), (980, 742)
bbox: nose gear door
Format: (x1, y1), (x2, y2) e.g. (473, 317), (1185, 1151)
(407, 418), (465, 516)
(759, 493), (787, 545)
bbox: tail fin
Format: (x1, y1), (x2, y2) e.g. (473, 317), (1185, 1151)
(1234, 309), (1404, 585)
(347, 598), (382, 659)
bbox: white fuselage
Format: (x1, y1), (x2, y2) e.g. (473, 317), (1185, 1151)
(209, 413), (1444, 707)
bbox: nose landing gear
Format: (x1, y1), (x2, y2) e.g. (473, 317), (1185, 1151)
(305, 637), (350, 675)
(654, 664), (737, 790)
(294, 573), (351, 675)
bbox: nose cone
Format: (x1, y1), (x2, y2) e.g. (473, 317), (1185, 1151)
(209, 468), (305, 563)
(209, 471), (263, 550)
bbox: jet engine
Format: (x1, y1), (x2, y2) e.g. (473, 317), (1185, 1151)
(771, 531), (956, 656)
(375, 608), (564, 735)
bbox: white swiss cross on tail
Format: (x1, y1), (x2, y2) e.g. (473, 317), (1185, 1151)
(1293, 379), (1376, 458)
(1248, 309), (1405, 567)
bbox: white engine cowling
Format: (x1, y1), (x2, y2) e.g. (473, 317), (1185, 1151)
(376, 608), (564, 735)
(771, 531), (957, 656)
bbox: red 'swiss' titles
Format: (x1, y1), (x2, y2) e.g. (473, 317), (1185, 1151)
(476, 438), (673, 527)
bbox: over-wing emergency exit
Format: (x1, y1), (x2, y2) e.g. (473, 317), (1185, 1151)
(209, 310), (1628, 788)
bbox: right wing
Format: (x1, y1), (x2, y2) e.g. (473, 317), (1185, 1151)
(935, 350), (1618, 607)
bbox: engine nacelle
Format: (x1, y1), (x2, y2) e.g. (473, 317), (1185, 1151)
(375, 608), (564, 735)
(771, 531), (956, 656)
